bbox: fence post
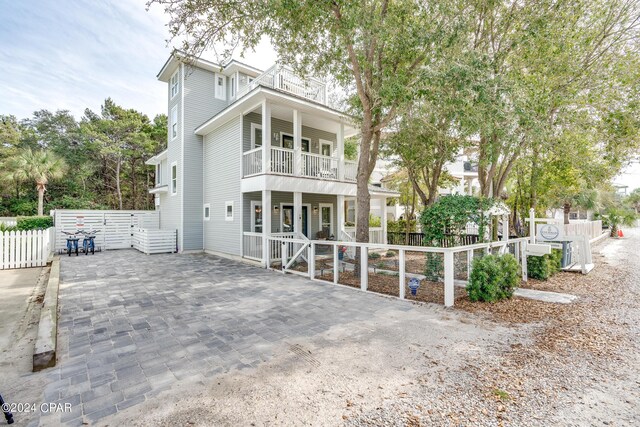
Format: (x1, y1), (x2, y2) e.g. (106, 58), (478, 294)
(281, 240), (288, 272)
(360, 245), (368, 291)
(520, 241), (528, 282)
(333, 244), (339, 285)
(308, 243), (315, 278)
(399, 249), (405, 299)
(444, 250), (454, 307)
(466, 249), (473, 281)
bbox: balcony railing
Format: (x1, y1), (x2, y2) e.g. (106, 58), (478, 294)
(237, 64), (326, 104)
(242, 148), (356, 183)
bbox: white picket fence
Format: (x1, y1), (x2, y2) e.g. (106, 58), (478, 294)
(132, 228), (177, 254)
(0, 228), (54, 269)
(563, 220), (603, 240)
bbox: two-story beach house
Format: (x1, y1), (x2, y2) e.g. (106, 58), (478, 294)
(146, 52), (397, 263)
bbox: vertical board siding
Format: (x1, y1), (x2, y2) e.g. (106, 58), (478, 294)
(203, 116), (242, 255)
(0, 228), (53, 269)
(182, 67), (229, 251)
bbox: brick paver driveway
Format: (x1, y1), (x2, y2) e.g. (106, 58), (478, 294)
(41, 250), (416, 426)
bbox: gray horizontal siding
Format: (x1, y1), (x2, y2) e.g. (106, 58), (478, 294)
(203, 116), (242, 255)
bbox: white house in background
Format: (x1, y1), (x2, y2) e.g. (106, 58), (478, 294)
(146, 51), (397, 263)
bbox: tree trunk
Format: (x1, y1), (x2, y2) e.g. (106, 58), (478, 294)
(37, 187), (44, 216)
(115, 157), (123, 210)
(563, 203), (571, 225)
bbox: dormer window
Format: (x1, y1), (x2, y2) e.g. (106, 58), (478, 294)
(170, 71), (179, 99)
(215, 73), (226, 100)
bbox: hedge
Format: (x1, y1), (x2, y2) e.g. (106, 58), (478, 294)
(467, 253), (520, 302)
(16, 216), (54, 231)
(527, 248), (562, 280)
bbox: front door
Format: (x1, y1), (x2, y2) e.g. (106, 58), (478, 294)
(282, 205), (309, 237)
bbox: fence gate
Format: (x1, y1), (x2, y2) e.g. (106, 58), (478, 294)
(52, 210), (159, 252)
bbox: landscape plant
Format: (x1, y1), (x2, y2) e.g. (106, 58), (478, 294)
(467, 253), (520, 302)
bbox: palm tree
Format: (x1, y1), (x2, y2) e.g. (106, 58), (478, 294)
(6, 149), (67, 216)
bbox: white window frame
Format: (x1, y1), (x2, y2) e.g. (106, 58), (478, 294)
(215, 73), (226, 100)
(319, 139), (334, 157)
(171, 106), (178, 140)
(203, 203), (211, 221)
(250, 123), (263, 149)
(280, 132), (311, 152)
(155, 164), (161, 185)
(170, 162), (177, 196)
(318, 203), (334, 236)
(250, 201), (263, 233)
(230, 75), (236, 99)
(170, 70), (179, 99)
(225, 201), (234, 221)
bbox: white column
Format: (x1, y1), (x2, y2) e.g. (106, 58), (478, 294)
(293, 191), (302, 237)
(336, 195), (345, 238)
(262, 189), (271, 267)
(381, 198), (388, 244)
(501, 214), (509, 241)
(337, 123), (345, 181)
(293, 109), (302, 176)
(444, 251), (454, 307)
(529, 208), (536, 244)
(261, 101), (271, 173)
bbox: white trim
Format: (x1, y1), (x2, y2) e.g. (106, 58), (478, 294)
(215, 73), (226, 100)
(318, 203), (334, 236)
(170, 70), (179, 99)
(179, 63), (185, 252)
(203, 203), (211, 221)
(279, 203), (311, 236)
(250, 200), (263, 233)
(250, 123), (263, 149)
(319, 139), (334, 157)
(170, 161), (177, 196)
(230, 74), (236, 99)
(225, 201), (234, 221)
(170, 105), (178, 140)
(280, 132), (310, 152)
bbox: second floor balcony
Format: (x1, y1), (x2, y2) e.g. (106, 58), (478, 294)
(243, 146), (357, 182)
(237, 64), (327, 105)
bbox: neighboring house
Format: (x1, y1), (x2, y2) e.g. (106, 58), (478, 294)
(146, 51), (397, 262)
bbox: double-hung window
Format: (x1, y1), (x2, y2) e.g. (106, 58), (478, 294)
(170, 71), (179, 98)
(171, 162), (177, 195)
(171, 106), (178, 139)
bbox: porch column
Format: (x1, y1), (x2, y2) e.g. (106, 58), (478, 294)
(337, 123), (345, 181)
(262, 189), (272, 267)
(382, 197), (388, 244)
(293, 109), (302, 176)
(336, 194), (345, 239)
(293, 191), (302, 237)
(261, 101), (271, 173)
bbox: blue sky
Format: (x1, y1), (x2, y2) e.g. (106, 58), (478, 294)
(0, 0), (275, 120)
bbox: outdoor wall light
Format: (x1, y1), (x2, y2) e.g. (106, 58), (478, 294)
(273, 205), (279, 213)
(313, 206), (319, 214)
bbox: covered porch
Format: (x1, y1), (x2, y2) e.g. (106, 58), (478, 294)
(241, 190), (391, 263)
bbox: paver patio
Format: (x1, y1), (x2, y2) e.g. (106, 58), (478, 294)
(41, 249), (420, 426)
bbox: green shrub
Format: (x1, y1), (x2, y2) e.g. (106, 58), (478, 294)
(527, 249), (562, 280)
(424, 252), (443, 281)
(385, 250), (396, 257)
(16, 216), (54, 230)
(0, 223), (17, 233)
(467, 254), (519, 302)
(368, 252), (381, 259)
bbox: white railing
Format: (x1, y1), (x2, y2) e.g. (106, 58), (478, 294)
(243, 232), (263, 261)
(564, 220), (603, 240)
(237, 64), (326, 104)
(344, 161), (357, 182)
(1, 228), (54, 269)
(132, 228), (177, 254)
(242, 147), (263, 177)
(270, 147), (294, 175)
(264, 235), (531, 307)
(302, 152), (338, 179)
(344, 227), (384, 244)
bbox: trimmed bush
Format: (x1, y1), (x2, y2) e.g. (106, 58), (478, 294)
(368, 252), (381, 259)
(16, 216), (54, 231)
(467, 254), (519, 302)
(527, 249), (562, 280)
(385, 250), (396, 257)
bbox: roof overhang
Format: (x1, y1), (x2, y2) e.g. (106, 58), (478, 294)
(195, 86), (358, 137)
(369, 186), (401, 198)
(222, 60), (262, 77)
(149, 185), (169, 194)
(145, 149), (168, 165)
(157, 50), (222, 82)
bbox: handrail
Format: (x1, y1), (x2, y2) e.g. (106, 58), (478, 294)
(243, 147), (262, 155)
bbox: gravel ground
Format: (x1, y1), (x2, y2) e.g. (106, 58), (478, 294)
(107, 230), (639, 426)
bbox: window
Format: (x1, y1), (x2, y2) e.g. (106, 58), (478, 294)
(203, 204), (210, 221)
(319, 203), (333, 236)
(251, 123), (263, 148)
(230, 76), (235, 98)
(320, 140), (334, 157)
(171, 106), (178, 139)
(155, 164), (161, 185)
(215, 73), (226, 100)
(171, 162), (177, 195)
(170, 71), (179, 98)
(225, 201), (234, 221)
(281, 133), (310, 152)
(251, 201), (262, 232)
